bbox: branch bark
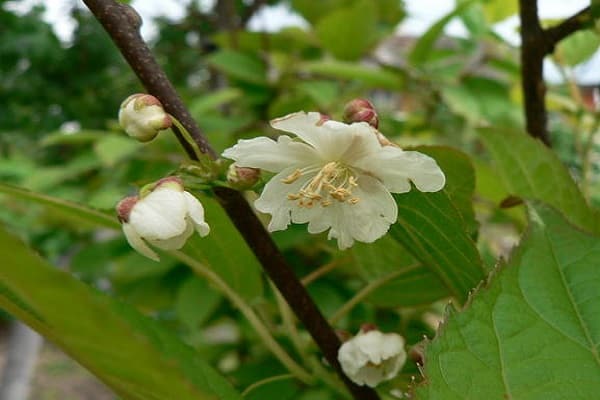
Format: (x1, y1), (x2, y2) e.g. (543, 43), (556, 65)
(518, 2), (592, 147)
(81, 1), (379, 399)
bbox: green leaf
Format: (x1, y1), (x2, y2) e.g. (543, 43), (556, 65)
(482, 0), (517, 23)
(184, 194), (264, 303)
(415, 204), (600, 399)
(207, 50), (268, 85)
(350, 235), (449, 307)
(555, 29), (600, 66)
(480, 127), (599, 233)
(408, 0), (475, 66)
(189, 88), (243, 116)
(389, 187), (485, 304)
(295, 80), (340, 108)
(94, 135), (142, 167)
(414, 146), (477, 235)
(315, 0), (377, 60)
(301, 60), (403, 89)
(175, 277), (222, 331)
(0, 225), (242, 400)
(0, 182), (118, 229)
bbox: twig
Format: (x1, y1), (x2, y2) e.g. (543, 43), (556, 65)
(81, 1), (379, 398)
(544, 7), (592, 53)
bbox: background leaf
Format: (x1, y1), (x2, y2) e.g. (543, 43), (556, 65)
(0, 225), (242, 400)
(480, 127), (599, 233)
(415, 204), (600, 399)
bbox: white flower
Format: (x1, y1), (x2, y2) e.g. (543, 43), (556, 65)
(222, 111), (445, 249)
(338, 329), (407, 388)
(118, 93), (172, 142)
(116, 177), (210, 261)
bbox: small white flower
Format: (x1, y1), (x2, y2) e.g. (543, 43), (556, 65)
(222, 111), (445, 249)
(338, 328), (407, 388)
(116, 177), (210, 261)
(118, 93), (172, 142)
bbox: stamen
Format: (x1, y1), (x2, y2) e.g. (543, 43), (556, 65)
(281, 169), (302, 184)
(285, 162), (360, 207)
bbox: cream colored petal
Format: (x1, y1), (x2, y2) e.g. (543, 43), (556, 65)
(122, 222), (160, 262)
(335, 174), (398, 248)
(254, 167), (315, 231)
(183, 192), (210, 237)
(355, 146), (445, 193)
(149, 222), (194, 250)
(129, 189), (187, 240)
(222, 135), (319, 173)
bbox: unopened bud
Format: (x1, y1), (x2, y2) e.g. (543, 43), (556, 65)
(118, 94), (172, 142)
(227, 164), (260, 189)
(116, 196), (139, 223)
(343, 98), (379, 129)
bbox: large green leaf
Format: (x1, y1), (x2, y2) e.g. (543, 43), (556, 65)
(480, 128), (599, 233)
(0, 225), (241, 400)
(413, 146), (478, 235)
(387, 146), (483, 303)
(415, 204), (600, 399)
(390, 188), (485, 304)
(350, 235), (449, 307)
(0, 184), (263, 302)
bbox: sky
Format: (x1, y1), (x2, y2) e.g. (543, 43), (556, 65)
(4, 0), (598, 83)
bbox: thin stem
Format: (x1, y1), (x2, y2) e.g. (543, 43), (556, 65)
(301, 258), (347, 286)
(241, 374), (295, 397)
(544, 7), (592, 52)
(329, 264), (421, 326)
(170, 116), (204, 160)
(81, 2), (379, 397)
(271, 282), (307, 359)
(171, 251), (313, 384)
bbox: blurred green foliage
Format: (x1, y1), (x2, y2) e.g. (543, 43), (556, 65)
(1, 0), (600, 398)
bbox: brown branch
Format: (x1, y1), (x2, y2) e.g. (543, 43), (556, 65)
(518, 0), (551, 146)
(544, 7), (592, 54)
(81, 1), (379, 399)
(518, 2), (593, 147)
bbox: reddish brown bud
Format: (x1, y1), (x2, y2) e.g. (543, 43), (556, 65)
(359, 323), (378, 333)
(116, 196), (139, 223)
(227, 164), (260, 189)
(343, 98), (379, 128)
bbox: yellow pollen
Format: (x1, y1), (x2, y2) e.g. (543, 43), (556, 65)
(281, 169), (302, 184)
(284, 162), (360, 208)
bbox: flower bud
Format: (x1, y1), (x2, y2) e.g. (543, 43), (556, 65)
(227, 164), (260, 190)
(343, 98), (379, 129)
(337, 327), (407, 388)
(118, 94), (172, 142)
(116, 176), (209, 261)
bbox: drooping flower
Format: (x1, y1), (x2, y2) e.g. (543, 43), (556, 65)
(118, 93), (172, 142)
(116, 177), (209, 261)
(222, 111), (445, 249)
(338, 327), (407, 388)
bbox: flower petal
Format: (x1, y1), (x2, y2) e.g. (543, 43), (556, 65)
(270, 112), (381, 161)
(222, 135), (319, 173)
(129, 189), (188, 240)
(183, 192), (210, 237)
(355, 146), (445, 193)
(254, 167), (315, 231)
(149, 222), (194, 250)
(122, 222), (160, 261)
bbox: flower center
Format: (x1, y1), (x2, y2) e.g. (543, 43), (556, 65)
(282, 162), (360, 208)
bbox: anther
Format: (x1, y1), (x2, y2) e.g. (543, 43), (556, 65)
(281, 169), (302, 184)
